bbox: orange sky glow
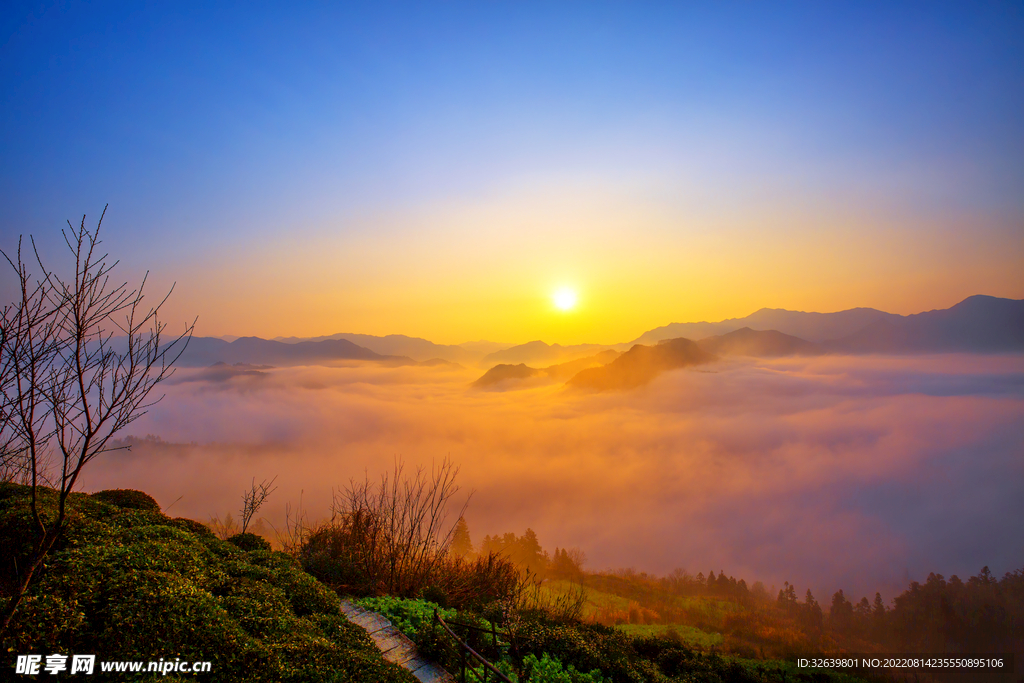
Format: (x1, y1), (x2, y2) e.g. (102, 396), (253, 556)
(161, 183), (1022, 344)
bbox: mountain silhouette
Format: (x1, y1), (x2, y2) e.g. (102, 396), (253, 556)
(633, 296), (1024, 351)
(567, 338), (716, 391)
(272, 332), (472, 363)
(633, 307), (899, 345)
(696, 327), (822, 357)
(482, 340), (618, 366)
(473, 350), (621, 389)
(826, 295), (1024, 353)
(472, 363), (543, 388)
(174, 336), (413, 367)
(459, 340), (514, 357)
(177, 295), (1022, 371)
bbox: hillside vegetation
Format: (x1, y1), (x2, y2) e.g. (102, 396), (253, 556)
(0, 483), (415, 682)
(5, 480), (1020, 682)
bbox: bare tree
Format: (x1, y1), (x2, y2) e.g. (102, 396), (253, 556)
(0, 240), (62, 485)
(240, 476), (278, 534)
(0, 207), (193, 634)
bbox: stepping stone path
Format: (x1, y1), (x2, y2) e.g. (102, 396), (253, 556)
(340, 599), (454, 683)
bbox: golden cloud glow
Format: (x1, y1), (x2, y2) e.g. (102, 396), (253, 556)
(78, 353), (1024, 600)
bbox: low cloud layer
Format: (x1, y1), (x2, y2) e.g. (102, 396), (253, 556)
(79, 353), (1024, 603)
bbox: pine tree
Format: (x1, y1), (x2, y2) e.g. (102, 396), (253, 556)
(872, 592), (887, 641)
(451, 517), (473, 558)
(830, 589), (854, 634)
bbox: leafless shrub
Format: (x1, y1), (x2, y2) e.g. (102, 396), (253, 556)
(433, 552), (522, 610)
(206, 512), (240, 540)
(302, 457), (470, 597)
(240, 476), (277, 534)
(268, 490), (313, 558)
(339, 457), (466, 594)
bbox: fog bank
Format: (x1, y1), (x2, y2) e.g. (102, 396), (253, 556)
(78, 353), (1024, 602)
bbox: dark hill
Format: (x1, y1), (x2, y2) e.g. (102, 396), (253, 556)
(696, 327), (821, 357)
(482, 340), (614, 366)
(472, 363), (544, 387)
(567, 338), (716, 391)
(632, 307), (897, 345)
(472, 350), (621, 389)
(827, 295), (1024, 353)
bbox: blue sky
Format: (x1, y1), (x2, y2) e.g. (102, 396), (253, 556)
(2, 1), (1022, 341)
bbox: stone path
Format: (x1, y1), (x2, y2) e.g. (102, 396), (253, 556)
(340, 599), (454, 683)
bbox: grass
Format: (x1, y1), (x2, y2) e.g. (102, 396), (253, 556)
(614, 624), (723, 649)
(540, 579), (630, 616)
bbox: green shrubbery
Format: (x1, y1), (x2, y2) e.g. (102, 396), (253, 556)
(90, 488), (162, 511)
(0, 482), (871, 683)
(0, 483), (416, 683)
(358, 595), (868, 683)
(227, 531), (273, 552)
(355, 596), (456, 637)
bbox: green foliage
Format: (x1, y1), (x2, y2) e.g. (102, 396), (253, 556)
(352, 591), (869, 683)
(470, 653), (605, 683)
(91, 488), (162, 511)
(887, 567), (1024, 654)
(228, 531), (273, 552)
(519, 653), (606, 683)
(509, 614), (661, 683)
(0, 484), (417, 683)
(171, 516), (217, 539)
(613, 623), (723, 649)
(355, 595), (456, 638)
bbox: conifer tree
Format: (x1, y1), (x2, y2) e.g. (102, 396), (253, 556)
(451, 517), (473, 558)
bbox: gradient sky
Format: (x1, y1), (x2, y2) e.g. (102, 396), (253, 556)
(2, 1), (1022, 344)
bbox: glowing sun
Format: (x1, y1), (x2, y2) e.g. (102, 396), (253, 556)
(553, 288), (578, 311)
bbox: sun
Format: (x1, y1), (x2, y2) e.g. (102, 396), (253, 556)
(553, 288), (578, 312)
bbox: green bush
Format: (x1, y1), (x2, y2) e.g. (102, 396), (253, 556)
(91, 488), (162, 511)
(228, 531), (273, 552)
(508, 613), (661, 683)
(520, 653), (606, 682)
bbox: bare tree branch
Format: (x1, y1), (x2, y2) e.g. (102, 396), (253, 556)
(240, 476), (278, 534)
(0, 207), (194, 635)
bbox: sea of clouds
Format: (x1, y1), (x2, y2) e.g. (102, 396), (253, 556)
(79, 353), (1024, 603)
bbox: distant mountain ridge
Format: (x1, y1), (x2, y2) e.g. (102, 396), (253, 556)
(823, 295), (1024, 353)
(174, 336), (415, 367)
(482, 340), (623, 366)
(272, 332), (472, 363)
(480, 295), (1024, 391)
(695, 327), (822, 357)
(685, 296), (1024, 357)
(179, 295), (1023, 373)
(633, 307), (901, 345)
